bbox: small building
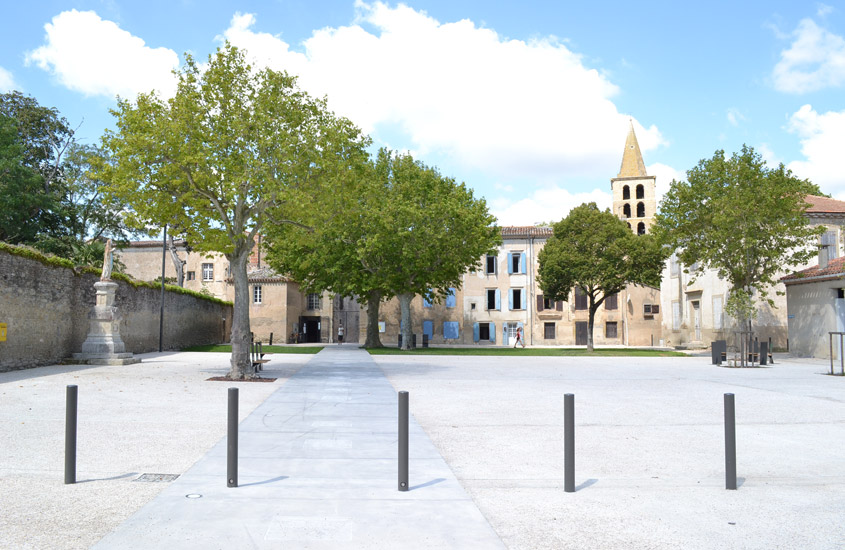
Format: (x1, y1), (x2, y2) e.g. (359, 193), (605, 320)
(782, 256), (845, 359)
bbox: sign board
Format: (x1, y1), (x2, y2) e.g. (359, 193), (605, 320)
(378, 322), (386, 333)
(0, 323), (6, 342)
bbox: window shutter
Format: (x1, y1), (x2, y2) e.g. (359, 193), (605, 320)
(517, 322), (524, 330)
(423, 320), (433, 338)
(446, 288), (456, 308)
(495, 289), (501, 310)
(508, 289), (513, 311)
(423, 292), (432, 308)
(489, 322), (496, 343)
(473, 323), (480, 342)
(520, 253), (526, 274)
(507, 253), (514, 274)
(556, 300), (563, 311)
(537, 294), (544, 311)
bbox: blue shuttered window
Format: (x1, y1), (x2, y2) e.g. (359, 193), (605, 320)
(446, 288), (456, 308)
(423, 320), (433, 339)
(444, 322), (459, 340)
(489, 322), (496, 343)
(473, 323), (480, 342)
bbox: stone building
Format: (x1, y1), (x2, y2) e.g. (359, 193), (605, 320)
(118, 124), (664, 348)
(660, 195), (845, 350)
(782, 256), (845, 359)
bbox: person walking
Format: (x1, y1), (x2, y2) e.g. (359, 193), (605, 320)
(337, 321), (344, 345)
(513, 326), (525, 348)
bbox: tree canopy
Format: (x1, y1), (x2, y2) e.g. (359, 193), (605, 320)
(100, 43), (369, 378)
(654, 145), (823, 323)
(537, 202), (665, 351)
(264, 148), (501, 349)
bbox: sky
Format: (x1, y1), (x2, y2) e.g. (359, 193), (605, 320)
(2, 1), (844, 226)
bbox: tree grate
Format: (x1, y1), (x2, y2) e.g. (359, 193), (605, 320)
(133, 473), (180, 482)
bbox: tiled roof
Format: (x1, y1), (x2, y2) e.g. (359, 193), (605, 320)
(805, 195), (845, 214)
(500, 226), (553, 237)
(781, 256), (845, 284)
(126, 239), (187, 248)
(246, 266), (290, 283)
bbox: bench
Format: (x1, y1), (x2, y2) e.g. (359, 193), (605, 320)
(251, 341), (270, 374)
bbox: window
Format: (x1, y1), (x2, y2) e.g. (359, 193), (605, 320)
(486, 255), (497, 274)
(605, 293), (618, 310)
(574, 287), (588, 310)
(637, 222), (646, 235)
(822, 230), (839, 258)
(423, 292), (432, 308)
(644, 304), (660, 316)
(508, 252), (525, 274)
(473, 322), (496, 343)
(606, 322), (618, 339)
(253, 285), (262, 304)
(509, 288), (523, 310)
(670, 254), (679, 277)
(672, 301), (681, 330)
(636, 184), (644, 199)
(479, 323), (490, 340)
(445, 288), (456, 308)
(623, 204), (631, 218)
(637, 202), (645, 218)
(486, 289), (500, 310)
(307, 293), (321, 310)
(622, 185), (630, 200)
(539, 295), (555, 311)
(187, 271), (195, 281)
(443, 322), (459, 340)
(713, 296), (723, 329)
(202, 263), (214, 281)
(544, 322), (555, 340)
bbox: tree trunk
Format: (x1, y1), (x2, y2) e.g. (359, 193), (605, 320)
(587, 300), (598, 353)
(364, 289), (383, 348)
(227, 245), (252, 379)
(398, 292), (414, 351)
(167, 236), (185, 287)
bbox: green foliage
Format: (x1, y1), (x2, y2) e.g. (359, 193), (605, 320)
(99, 43), (367, 378)
(654, 145), (824, 323)
(538, 202), (666, 350)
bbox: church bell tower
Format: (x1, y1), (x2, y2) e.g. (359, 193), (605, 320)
(611, 121), (657, 235)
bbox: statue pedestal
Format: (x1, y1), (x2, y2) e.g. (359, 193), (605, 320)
(72, 282), (140, 366)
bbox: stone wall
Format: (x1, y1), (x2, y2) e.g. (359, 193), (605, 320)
(0, 249), (232, 371)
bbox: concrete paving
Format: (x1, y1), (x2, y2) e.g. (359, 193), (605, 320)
(92, 347), (504, 549)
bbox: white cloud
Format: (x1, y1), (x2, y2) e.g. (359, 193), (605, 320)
(726, 108), (745, 127)
(220, 4), (664, 181)
(817, 4), (834, 17)
(26, 10), (179, 99)
(787, 104), (845, 194)
(756, 143), (782, 167)
(772, 18), (845, 93)
(490, 186), (611, 226)
(0, 66), (16, 92)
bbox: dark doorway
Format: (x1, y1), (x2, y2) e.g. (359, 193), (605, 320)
(576, 321), (588, 345)
(300, 316), (322, 343)
(333, 295), (360, 344)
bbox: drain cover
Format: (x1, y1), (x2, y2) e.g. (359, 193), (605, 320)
(134, 473), (180, 482)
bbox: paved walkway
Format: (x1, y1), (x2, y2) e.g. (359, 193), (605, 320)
(93, 347), (504, 549)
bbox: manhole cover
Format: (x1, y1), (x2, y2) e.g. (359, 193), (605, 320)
(134, 473), (180, 482)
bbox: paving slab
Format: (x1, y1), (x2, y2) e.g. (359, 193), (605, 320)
(92, 347), (504, 549)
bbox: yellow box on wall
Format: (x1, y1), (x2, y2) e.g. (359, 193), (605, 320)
(0, 323), (6, 342)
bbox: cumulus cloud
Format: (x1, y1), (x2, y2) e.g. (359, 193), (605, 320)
(0, 66), (16, 92)
(772, 18), (845, 93)
(220, 4), (664, 180)
(490, 186), (611, 226)
(787, 104), (845, 195)
(26, 9), (179, 99)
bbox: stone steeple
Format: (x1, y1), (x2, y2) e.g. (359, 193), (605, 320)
(617, 120), (648, 178)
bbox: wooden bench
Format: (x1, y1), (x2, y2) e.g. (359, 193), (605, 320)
(251, 341), (270, 374)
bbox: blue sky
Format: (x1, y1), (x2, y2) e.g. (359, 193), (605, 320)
(2, 1), (844, 225)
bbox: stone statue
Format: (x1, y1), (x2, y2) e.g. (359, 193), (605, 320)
(101, 239), (114, 281)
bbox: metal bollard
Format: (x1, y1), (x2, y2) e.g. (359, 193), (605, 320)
(724, 393), (737, 490)
(227, 388), (238, 488)
(564, 393), (575, 493)
(398, 391), (409, 491)
(65, 385), (78, 485)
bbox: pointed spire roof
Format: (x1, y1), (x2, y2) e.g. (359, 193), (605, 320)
(617, 120), (648, 178)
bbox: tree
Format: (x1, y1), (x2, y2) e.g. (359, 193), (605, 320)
(654, 145), (823, 327)
(100, 43), (368, 378)
(537, 202), (665, 351)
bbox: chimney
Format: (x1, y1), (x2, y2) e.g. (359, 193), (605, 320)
(819, 245), (830, 270)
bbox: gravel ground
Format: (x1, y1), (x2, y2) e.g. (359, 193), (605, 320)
(376, 354), (845, 550)
(0, 352), (306, 550)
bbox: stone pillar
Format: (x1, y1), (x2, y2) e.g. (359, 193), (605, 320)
(73, 282), (140, 365)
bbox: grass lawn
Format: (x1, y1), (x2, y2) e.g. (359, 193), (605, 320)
(181, 345), (324, 354)
(366, 347), (688, 357)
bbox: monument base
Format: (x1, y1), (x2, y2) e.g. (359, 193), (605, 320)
(70, 281), (141, 366)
